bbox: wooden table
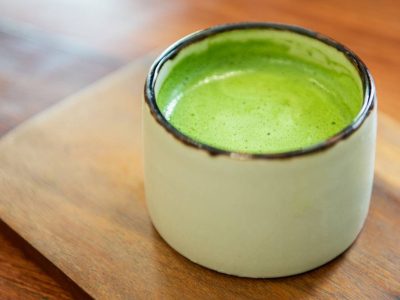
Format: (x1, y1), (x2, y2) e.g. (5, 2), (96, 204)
(0, 0), (399, 298)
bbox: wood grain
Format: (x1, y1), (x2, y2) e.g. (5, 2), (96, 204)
(0, 219), (91, 300)
(0, 60), (399, 299)
(0, 0), (399, 298)
(0, 224), (73, 300)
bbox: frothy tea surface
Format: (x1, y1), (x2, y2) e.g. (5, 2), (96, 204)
(156, 29), (363, 154)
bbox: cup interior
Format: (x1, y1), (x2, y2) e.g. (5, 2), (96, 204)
(145, 23), (374, 158)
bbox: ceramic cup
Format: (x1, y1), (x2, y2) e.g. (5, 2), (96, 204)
(143, 23), (376, 278)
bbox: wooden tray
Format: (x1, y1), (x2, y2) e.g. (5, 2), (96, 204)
(0, 58), (399, 299)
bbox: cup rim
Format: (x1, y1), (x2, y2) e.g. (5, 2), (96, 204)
(144, 22), (376, 160)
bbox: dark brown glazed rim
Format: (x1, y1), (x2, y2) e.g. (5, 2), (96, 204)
(144, 22), (376, 159)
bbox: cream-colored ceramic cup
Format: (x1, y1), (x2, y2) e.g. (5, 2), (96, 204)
(143, 23), (376, 278)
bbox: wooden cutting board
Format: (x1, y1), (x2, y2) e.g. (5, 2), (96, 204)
(0, 57), (399, 299)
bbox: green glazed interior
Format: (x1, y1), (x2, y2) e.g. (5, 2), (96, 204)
(155, 28), (363, 154)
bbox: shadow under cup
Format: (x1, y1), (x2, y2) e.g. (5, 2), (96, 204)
(143, 23), (376, 278)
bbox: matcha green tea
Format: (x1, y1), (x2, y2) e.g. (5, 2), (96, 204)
(156, 29), (363, 154)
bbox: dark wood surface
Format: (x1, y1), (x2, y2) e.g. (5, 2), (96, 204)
(0, 61), (399, 299)
(0, 0), (399, 298)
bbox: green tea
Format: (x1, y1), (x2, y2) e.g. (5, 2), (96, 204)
(156, 29), (363, 154)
